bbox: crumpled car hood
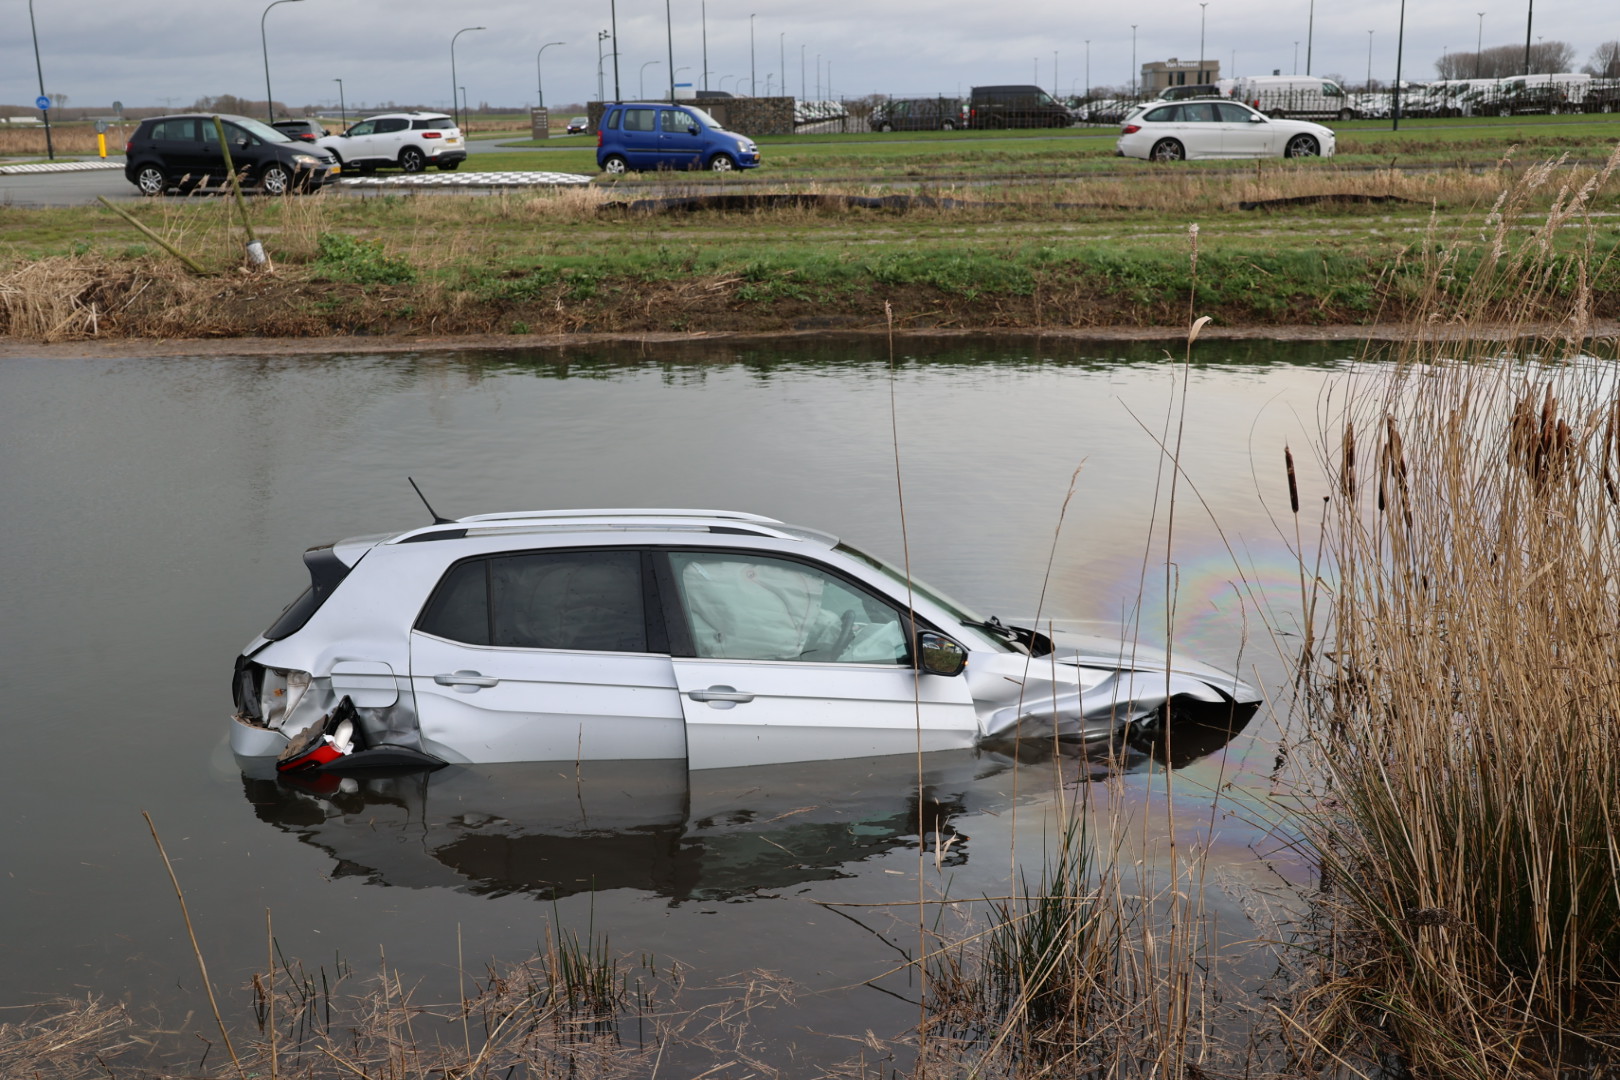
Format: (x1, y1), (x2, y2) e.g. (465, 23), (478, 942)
(968, 629), (1259, 741)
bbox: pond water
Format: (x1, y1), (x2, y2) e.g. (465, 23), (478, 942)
(0, 336), (1356, 1068)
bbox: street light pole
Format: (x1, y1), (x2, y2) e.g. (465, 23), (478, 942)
(666, 0), (675, 100)
(749, 14), (757, 97)
(1366, 30), (1373, 90)
(333, 77), (346, 126)
(1475, 13), (1484, 78)
(261, 0), (306, 123)
(597, 30), (609, 102)
(536, 42), (563, 109)
(610, 0), (621, 101)
(801, 43), (806, 99)
(1131, 25), (1137, 98)
(1199, 3), (1208, 80)
(26, 0), (54, 160)
(1394, 0), (1407, 129)
(450, 26), (484, 129)
(702, 1), (709, 91)
(780, 33), (786, 100)
(1306, 0), (1314, 75)
(1085, 39), (1090, 100)
(640, 61), (660, 100)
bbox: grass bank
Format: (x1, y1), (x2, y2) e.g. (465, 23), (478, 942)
(4, 147), (1617, 343)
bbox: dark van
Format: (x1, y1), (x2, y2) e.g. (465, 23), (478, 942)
(968, 85), (1072, 128)
(870, 97), (965, 131)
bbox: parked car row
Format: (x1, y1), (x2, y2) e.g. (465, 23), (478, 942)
(123, 110), (466, 196)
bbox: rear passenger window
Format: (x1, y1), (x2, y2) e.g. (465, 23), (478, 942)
(418, 551), (648, 651)
(622, 109), (656, 132)
(150, 119), (196, 141)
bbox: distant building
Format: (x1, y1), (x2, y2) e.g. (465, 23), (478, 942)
(1141, 58), (1221, 93)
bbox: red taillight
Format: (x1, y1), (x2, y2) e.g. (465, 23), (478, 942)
(125, 139), (134, 153)
(422, 131), (442, 138)
(1121, 123), (1141, 134)
(597, 130), (603, 147)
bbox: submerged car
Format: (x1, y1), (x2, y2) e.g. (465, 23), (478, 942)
(1117, 99), (1335, 161)
(231, 509), (1259, 773)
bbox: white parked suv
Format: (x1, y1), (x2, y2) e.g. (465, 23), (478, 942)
(231, 508), (1259, 775)
(316, 111), (466, 173)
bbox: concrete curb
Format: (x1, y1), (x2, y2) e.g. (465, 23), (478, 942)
(0, 160), (124, 175)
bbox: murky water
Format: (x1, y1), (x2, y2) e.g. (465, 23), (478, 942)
(0, 336), (1354, 1065)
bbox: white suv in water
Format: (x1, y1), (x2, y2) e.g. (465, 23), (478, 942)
(316, 111), (466, 173)
(231, 508), (1258, 773)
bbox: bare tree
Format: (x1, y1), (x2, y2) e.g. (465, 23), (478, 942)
(1587, 41), (1620, 78)
(1435, 40), (1575, 79)
(48, 92), (69, 109)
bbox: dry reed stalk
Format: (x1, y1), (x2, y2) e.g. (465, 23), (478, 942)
(1290, 152), (1620, 1078)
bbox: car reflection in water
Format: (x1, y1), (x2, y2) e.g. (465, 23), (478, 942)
(243, 703), (1252, 904)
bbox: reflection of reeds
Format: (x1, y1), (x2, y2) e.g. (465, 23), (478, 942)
(1290, 152), (1620, 1078)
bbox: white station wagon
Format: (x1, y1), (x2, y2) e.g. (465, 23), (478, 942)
(231, 509), (1259, 773)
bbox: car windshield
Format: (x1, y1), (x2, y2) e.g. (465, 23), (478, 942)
(684, 105), (724, 130)
(232, 116), (293, 143)
(832, 541), (1019, 653)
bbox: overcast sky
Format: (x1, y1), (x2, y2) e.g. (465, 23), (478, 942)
(5, 0), (1609, 113)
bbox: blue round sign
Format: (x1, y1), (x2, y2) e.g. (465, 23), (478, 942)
(36, 95), (51, 110)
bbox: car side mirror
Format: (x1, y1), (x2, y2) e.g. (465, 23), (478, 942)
(687, 125), (699, 135)
(1249, 115), (1266, 122)
(917, 631), (967, 677)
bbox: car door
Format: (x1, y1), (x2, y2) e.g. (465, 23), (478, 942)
(1216, 102), (1276, 156)
(340, 118), (386, 164)
(409, 549), (687, 763)
(618, 107), (660, 168)
(151, 118), (208, 181)
(660, 549), (979, 770)
(657, 108), (704, 168)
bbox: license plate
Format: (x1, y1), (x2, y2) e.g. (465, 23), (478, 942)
(447, 138), (460, 145)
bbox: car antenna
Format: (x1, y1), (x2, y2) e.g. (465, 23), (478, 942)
(408, 477), (453, 524)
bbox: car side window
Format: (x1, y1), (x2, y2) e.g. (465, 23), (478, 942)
(151, 119), (197, 142)
(1145, 106), (1177, 122)
(658, 109), (691, 132)
(607, 110), (622, 129)
(1216, 102), (1256, 122)
(1181, 103), (1217, 122)
(622, 108), (656, 132)
(375, 118), (410, 134)
(347, 121), (375, 136)
(418, 550), (650, 652)
(668, 551), (908, 664)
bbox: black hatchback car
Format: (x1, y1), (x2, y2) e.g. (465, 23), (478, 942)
(124, 113), (340, 196)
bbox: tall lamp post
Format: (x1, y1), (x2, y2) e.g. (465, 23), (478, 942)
(1393, 0), (1407, 129)
(780, 33), (786, 100)
(537, 41), (564, 109)
(1475, 13), (1484, 78)
(597, 30), (610, 101)
(26, 0), (54, 159)
(1306, 0), (1315, 74)
(1084, 39), (1090, 100)
(702, 1), (709, 91)
(333, 77), (346, 127)
(261, 0), (306, 123)
(450, 26), (484, 129)
(1199, 3), (1208, 80)
(749, 14), (757, 96)
(666, 0), (676, 100)
(610, 0), (620, 101)
(1366, 30), (1374, 90)
(640, 60), (660, 99)
(1131, 25), (1138, 98)
(801, 44), (807, 99)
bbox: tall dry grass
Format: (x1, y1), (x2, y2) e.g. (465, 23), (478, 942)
(0, 124), (135, 157)
(1289, 148), (1620, 1077)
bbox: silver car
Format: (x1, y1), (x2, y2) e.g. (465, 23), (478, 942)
(1117, 99), (1335, 161)
(231, 509), (1259, 773)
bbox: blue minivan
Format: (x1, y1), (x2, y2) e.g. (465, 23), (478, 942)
(596, 102), (760, 174)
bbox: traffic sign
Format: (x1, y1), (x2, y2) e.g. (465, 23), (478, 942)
(36, 95), (51, 110)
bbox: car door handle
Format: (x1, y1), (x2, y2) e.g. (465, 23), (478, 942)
(687, 685), (755, 704)
(434, 670), (499, 691)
